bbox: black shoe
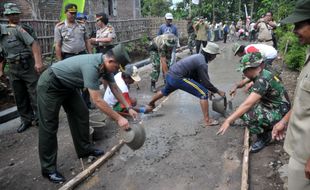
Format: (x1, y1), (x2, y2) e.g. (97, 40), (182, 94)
(89, 148), (105, 157)
(42, 170), (65, 183)
(17, 122), (31, 133)
(250, 132), (272, 153)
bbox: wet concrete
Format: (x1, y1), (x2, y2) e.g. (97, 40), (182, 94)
(77, 42), (247, 190)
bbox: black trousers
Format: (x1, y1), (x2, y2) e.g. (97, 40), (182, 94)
(195, 40), (208, 54)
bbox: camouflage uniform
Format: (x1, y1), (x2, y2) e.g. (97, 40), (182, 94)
(149, 34), (176, 82)
(187, 21), (196, 54)
(240, 54), (290, 135)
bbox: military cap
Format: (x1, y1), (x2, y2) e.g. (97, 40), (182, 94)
(202, 42), (220, 54)
(163, 34), (177, 47)
(232, 43), (242, 55)
(240, 52), (263, 72)
(65, 3), (77, 13)
(3, 3), (21, 15)
(112, 44), (131, 67)
(281, 0), (310, 24)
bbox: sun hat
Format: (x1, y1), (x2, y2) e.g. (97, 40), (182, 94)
(124, 64), (141, 82)
(202, 42), (220, 54)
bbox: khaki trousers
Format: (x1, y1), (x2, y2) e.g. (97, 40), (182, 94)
(288, 157), (310, 190)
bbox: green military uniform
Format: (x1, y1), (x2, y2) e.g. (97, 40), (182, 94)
(149, 34), (176, 82)
(241, 69), (290, 134)
(187, 20), (196, 54)
(0, 22), (39, 125)
(37, 44), (130, 174)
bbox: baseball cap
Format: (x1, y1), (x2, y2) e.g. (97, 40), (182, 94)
(232, 43), (242, 55)
(240, 52), (263, 72)
(112, 44), (131, 68)
(3, 3), (21, 15)
(124, 65), (141, 82)
(281, 0), (310, 24)
(65, 3), (77, 13)
(202, 42), (220, 54)
(165, 13), (173, 20)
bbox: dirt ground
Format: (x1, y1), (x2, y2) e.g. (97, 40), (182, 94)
(0, 42), (299, 190)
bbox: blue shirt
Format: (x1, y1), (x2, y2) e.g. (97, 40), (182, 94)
(157, 24), (178, 37)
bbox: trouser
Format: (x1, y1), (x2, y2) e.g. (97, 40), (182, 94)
(187, 33), (196, 52)
(150, 51), (171, 82)
(223, 32), (228, 43)
(8, 58), (39, 124)
(249, 30), (256, 42)
(171, 46), (177, 65)
(37, 69), (92, 173)
(241, 102), (290, 134)
(96, 45), (114, 54)
(288, 157), (310, 190)
(62, 50), (91, 108)
(195, 40), (208, 54)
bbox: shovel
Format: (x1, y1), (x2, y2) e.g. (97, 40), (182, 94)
(227, 96), (234, 110)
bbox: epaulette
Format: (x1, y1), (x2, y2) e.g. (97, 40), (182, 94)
(55, 21), (64, 27)
(7, 24), (17, 28)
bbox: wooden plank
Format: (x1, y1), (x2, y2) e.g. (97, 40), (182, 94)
(241, 128), (250, 190)
(58, 140), (125, 190)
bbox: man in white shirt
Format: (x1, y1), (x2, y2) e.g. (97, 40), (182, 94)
(104, 65), (152, 114)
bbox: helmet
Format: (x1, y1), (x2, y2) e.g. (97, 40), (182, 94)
(3, 3), (21, 15)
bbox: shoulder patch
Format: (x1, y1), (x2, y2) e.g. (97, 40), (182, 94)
(56, 21), (64, 27)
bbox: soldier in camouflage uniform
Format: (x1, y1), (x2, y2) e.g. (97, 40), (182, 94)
(217, 52), (290, 153)
(0, 3), (44, 133)
(149, 34), (177, 92)
(90, 12), (116, 54)
(187, 17), (196, 55)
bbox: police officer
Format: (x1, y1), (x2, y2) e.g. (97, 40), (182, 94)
(37, 44), (138, 183)
(54, 3), (92, 60)
(90, 12), (116, 54)
(54, 3), (93, 108)
(217, 52), (290, 153)
(149, 34), (177, 92)
(0, 3), (44, 133)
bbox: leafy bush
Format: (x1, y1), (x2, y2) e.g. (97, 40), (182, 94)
(277, 25), (307, 71)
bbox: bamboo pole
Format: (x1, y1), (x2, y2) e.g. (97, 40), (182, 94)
(241, 128), (250, 190)
(59, 140), (125, 190)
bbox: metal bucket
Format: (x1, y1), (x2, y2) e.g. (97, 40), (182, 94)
(90, 121), (106, 141)
(90, 113), (107, 123)
(120, 122), (146, 150)
(211, 96), (227, 115)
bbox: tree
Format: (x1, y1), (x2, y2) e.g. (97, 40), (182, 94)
(141, 0), (172, 17)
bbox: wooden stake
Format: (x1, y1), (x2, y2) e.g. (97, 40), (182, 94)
(59, 140), (125, 190)
(241, 128), (250, 190)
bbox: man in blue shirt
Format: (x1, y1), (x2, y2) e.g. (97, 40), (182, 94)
(148, 42), (225, 127)
(158, 13), (179, 65)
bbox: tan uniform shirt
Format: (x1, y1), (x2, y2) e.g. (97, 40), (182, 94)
(195, 22), (208, 41)
(257, 22), (273, 46)
(54, 20), (90, 53)
(96, 25), (116, 46)
(284, 48), (310, 164)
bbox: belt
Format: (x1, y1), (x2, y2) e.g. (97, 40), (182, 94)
(7, 60), (20, 64)
(62, 50), (86, 56)
(258, 39), (273, 42)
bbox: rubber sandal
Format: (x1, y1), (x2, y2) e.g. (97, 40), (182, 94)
(204, 119), (219, 127)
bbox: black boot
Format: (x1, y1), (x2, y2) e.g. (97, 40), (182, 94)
(151, 81), (156, 93)
(250, 131), (272, 153)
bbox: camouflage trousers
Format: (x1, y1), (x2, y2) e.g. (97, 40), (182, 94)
(241, 103), (289, 134)
(150, 51), (171, 82)
(187, 33), (196, 52)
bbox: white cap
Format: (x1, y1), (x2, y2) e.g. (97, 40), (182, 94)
(165, 13), (173, 20)
(202, 42), (220, 54)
